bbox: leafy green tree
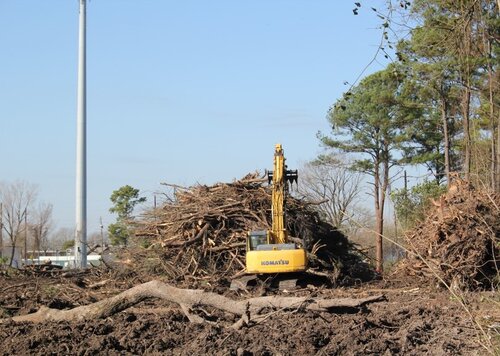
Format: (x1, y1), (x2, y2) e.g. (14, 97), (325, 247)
(107, 222), (130, 246)
(407, 0), (499, 187)
(109, 185), (146, 220)
(396, 39), (462, 183)
(108, 185), (146, 246)
(391, 180), (447, 230)
(320, 65), (412, 272)
(61, 240), (75, 251)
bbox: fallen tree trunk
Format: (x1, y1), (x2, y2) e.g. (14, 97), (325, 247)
(1, 280), (384, 327)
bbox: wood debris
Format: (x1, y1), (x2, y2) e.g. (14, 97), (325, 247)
(397, 179), (500, 290)
(131, 173), (373, 286)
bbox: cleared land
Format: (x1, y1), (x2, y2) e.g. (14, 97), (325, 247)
(0, 176), (498, 355)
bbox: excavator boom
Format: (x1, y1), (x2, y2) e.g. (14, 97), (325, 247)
(244, 144), (306, 274)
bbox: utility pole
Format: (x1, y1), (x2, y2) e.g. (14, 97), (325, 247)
(100, 216), (104, 251)
(154, 195), (159, 221)
(0, 202), (3, 259)
(75, 0), (87, 268)
(24, 209), (28, 264)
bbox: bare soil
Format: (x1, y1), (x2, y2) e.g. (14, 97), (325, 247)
(1, 178), (498, 355)
(0, 270), (496, 355)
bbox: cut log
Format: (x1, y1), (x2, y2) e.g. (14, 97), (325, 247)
(1, 280), (384, 325)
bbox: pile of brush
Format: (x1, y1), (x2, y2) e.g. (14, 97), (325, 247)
(400, 179), (500, 290)
(131, 173), (373, 287)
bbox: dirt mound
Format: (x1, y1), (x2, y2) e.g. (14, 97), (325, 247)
(397, 180), (500, 290)
(132, 174), (373, 287)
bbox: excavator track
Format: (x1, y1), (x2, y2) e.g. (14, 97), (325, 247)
(230, 271), (329, 292)
(229, 275), (259, 291)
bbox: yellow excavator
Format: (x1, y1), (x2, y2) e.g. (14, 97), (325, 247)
(246, 143), (307, 273)
(231, 144), (307, 290)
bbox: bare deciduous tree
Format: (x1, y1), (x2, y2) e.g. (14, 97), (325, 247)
(30, 202), (53, 257)
(296, 155), (364, 234)
(0, 181), (38, 266)
(50, 227), (74, 252)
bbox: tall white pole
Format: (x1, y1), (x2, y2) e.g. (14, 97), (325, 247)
(75, 0), (87, 268)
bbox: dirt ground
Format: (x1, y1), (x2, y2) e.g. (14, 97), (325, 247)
(0, 269), (498, 356)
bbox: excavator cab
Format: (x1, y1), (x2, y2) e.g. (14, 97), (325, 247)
(247, 230), (268, 251)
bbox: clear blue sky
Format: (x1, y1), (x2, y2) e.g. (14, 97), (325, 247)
(0, 0), (390, 234)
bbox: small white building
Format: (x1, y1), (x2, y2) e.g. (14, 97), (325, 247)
(24, 254), (103, 269)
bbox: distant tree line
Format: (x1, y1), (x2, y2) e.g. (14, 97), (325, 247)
(0, 181), (53, 266)
(0, 180), (120, 267)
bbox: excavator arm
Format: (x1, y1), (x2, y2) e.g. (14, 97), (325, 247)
(268, 144), (297, 244)
(245, 144), (306, 274)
